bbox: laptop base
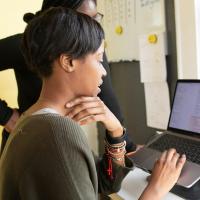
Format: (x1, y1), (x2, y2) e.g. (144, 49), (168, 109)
(171, 179), (200, 200)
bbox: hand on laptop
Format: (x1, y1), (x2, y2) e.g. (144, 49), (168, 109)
(139, 148), (186, 200)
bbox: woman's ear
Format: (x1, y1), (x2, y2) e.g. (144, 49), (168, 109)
(59, 54), (75, 73)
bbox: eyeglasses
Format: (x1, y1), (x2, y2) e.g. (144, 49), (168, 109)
(93, 12), (104, 23)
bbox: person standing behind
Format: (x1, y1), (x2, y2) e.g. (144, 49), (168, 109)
(0, 0), (136, 154)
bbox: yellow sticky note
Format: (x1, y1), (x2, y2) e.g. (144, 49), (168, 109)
(115, 26), (123, 35)
(148, 34), (158, 44)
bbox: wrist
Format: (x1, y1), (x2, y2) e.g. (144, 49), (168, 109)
(109, 126), (123, 138)
(140, 184), (163, 200)
(141, 183), (164, 200)
(106, 127), (126, 145)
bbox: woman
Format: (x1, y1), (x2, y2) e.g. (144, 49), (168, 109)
(0, 0), (136, 154)
(0, 7), (186, 200)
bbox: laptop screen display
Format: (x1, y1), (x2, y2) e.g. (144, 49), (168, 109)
(168, 81), (200, 134)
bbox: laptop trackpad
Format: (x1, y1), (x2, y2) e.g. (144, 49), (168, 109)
(132, 148), (161, 171)
(143, 149), (200, 188)
(141, 148), (161, 171)
(132, 147), (200, 188)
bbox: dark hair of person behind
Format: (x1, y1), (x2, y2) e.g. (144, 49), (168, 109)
(22, 7), (104, 78)
(23, 0), (97, 23)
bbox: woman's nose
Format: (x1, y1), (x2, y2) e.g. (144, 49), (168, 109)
(101, 65), (107, 77)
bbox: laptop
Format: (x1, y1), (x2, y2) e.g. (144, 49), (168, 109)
(131, 80), (200, 188)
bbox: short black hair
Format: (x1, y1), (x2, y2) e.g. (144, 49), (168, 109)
(41, 0), (95, 11)
(22, 7), (104, 78)
(23, 0), (97, 23)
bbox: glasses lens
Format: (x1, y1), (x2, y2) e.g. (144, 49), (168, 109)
(94, 12), (103, 23)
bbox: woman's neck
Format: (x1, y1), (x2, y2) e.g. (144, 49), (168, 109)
(26, 78), (75, 116)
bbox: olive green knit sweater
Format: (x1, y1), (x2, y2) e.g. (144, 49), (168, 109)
(0, 113), (133, 200)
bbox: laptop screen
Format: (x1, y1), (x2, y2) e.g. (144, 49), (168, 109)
(168, 80), (200, 134)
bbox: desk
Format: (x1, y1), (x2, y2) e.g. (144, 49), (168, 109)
(116, 167), (184, 200)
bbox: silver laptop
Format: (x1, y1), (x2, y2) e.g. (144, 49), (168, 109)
(132, 80), (200, 188)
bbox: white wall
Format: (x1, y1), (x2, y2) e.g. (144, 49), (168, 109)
(175, 0), (200, 79)
(194, 0), (200, 78)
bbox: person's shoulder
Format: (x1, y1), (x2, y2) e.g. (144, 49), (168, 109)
(0, 33), (23, 43)
(27, 114), (83, 136)
(17, 114), (86, 143)
(43, 114), (88, 145)
(19, 113), (76, 130)
(14, 114), (57, 135)
(40, 113), (79, 128)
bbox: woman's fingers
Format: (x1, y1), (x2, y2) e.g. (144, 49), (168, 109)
(66, 96), (100, 108)
(66, 96), (123, 136)
(176, 154), (186, 171)
(67, 101), (103, 118)
(78, 114), (104, 125)
(141, 149), (186, 199)
(166, 148), (176, 163)
(148, 148), (186, 198)
(66, 97), (104, 119)
(71, 107), (105, 122)
(159, 150), (167, 162)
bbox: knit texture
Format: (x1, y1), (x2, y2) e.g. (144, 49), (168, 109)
(0, 114), (133, 200)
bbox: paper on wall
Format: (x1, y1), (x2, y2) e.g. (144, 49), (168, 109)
(139, 32), (167, 82)
(97, 0), (138, 62)
(144, 82), (170, 129)
(97, 0), (166, 62)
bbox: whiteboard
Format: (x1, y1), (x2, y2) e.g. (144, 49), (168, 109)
(97, 0), (166, 62)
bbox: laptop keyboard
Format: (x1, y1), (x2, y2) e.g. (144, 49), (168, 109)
(149, 134), (200, 164)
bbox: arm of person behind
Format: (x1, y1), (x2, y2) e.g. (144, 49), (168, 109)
(0, 100), (19, 154)
(0, 34), (23, 130)
(98, 54), (136, 152)
(0, 34), (24, 71)
(0, 99), (14, 127)
(0, 33), (25, 154)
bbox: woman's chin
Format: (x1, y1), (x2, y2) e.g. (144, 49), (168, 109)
(93, 87), (101, 97)
(96, 87), (101, 95)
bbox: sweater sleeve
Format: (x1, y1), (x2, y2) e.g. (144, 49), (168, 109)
(0, 34), (25, 125)
(99, 54), (136, 152)
(95, 154), (134, 195)
(0, 34), (25, 71)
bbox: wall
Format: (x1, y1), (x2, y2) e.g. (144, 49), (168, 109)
(110, 61), (157, 143)
(175, 0), (199, 79)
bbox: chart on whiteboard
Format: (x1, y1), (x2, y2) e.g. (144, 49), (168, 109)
(97, 0), (165, 62)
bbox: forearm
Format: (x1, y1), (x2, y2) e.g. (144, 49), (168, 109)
(139, 185), (162, 200)
(97, 154), (134, 195)
(0, 99), (13, 125)
(98, 128), (133, 193)
(0, 34), (24, 71)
